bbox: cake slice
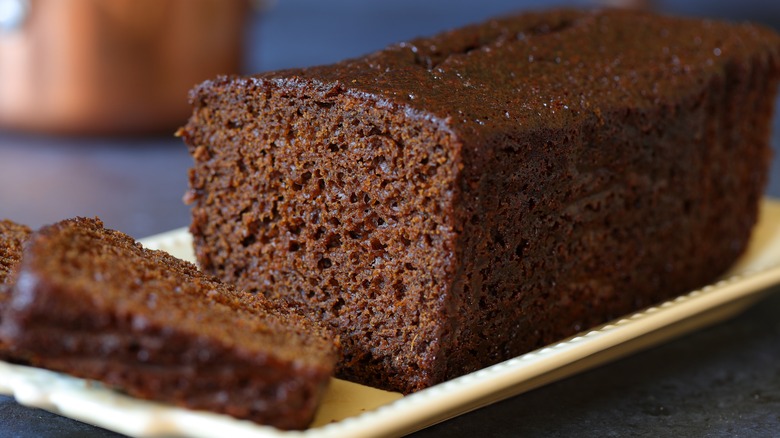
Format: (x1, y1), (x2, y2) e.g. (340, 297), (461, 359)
(0, 219), (31, 293)
(0, 217), (338, 430)
(0, 219), (32, 358)
(181, 9), (780, 393)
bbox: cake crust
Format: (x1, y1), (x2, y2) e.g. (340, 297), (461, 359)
(182, 9), (780, 393)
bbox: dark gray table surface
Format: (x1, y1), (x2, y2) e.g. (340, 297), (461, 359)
(1, 1), (780, 436)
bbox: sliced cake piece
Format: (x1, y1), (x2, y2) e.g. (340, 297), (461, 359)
(181, 8), (780, 393)
(0, 219), (31, 292)
(0, 217), (338, 430)
(0, 219), (32, 359)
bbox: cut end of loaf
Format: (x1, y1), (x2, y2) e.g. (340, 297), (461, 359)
(185, 76), (463, 392)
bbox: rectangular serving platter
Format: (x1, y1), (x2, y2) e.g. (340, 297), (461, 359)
(1, 199), (779, 437)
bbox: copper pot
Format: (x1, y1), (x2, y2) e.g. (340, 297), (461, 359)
(0, 0), (249, 135)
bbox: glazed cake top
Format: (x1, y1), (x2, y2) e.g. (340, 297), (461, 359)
(194, 8), (780, 138)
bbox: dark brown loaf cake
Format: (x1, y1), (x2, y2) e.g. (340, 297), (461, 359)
(0, 217), (337, 430)
(0, 220), (31, 358)
(181, 9), (780, 393)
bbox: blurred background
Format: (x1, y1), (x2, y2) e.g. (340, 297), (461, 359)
(0, 0), (778, 238)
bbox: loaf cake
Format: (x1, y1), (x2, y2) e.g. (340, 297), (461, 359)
(181, 9), (780, 393)
(0, 217), (338, 430)
(0, 219), (31, 358)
